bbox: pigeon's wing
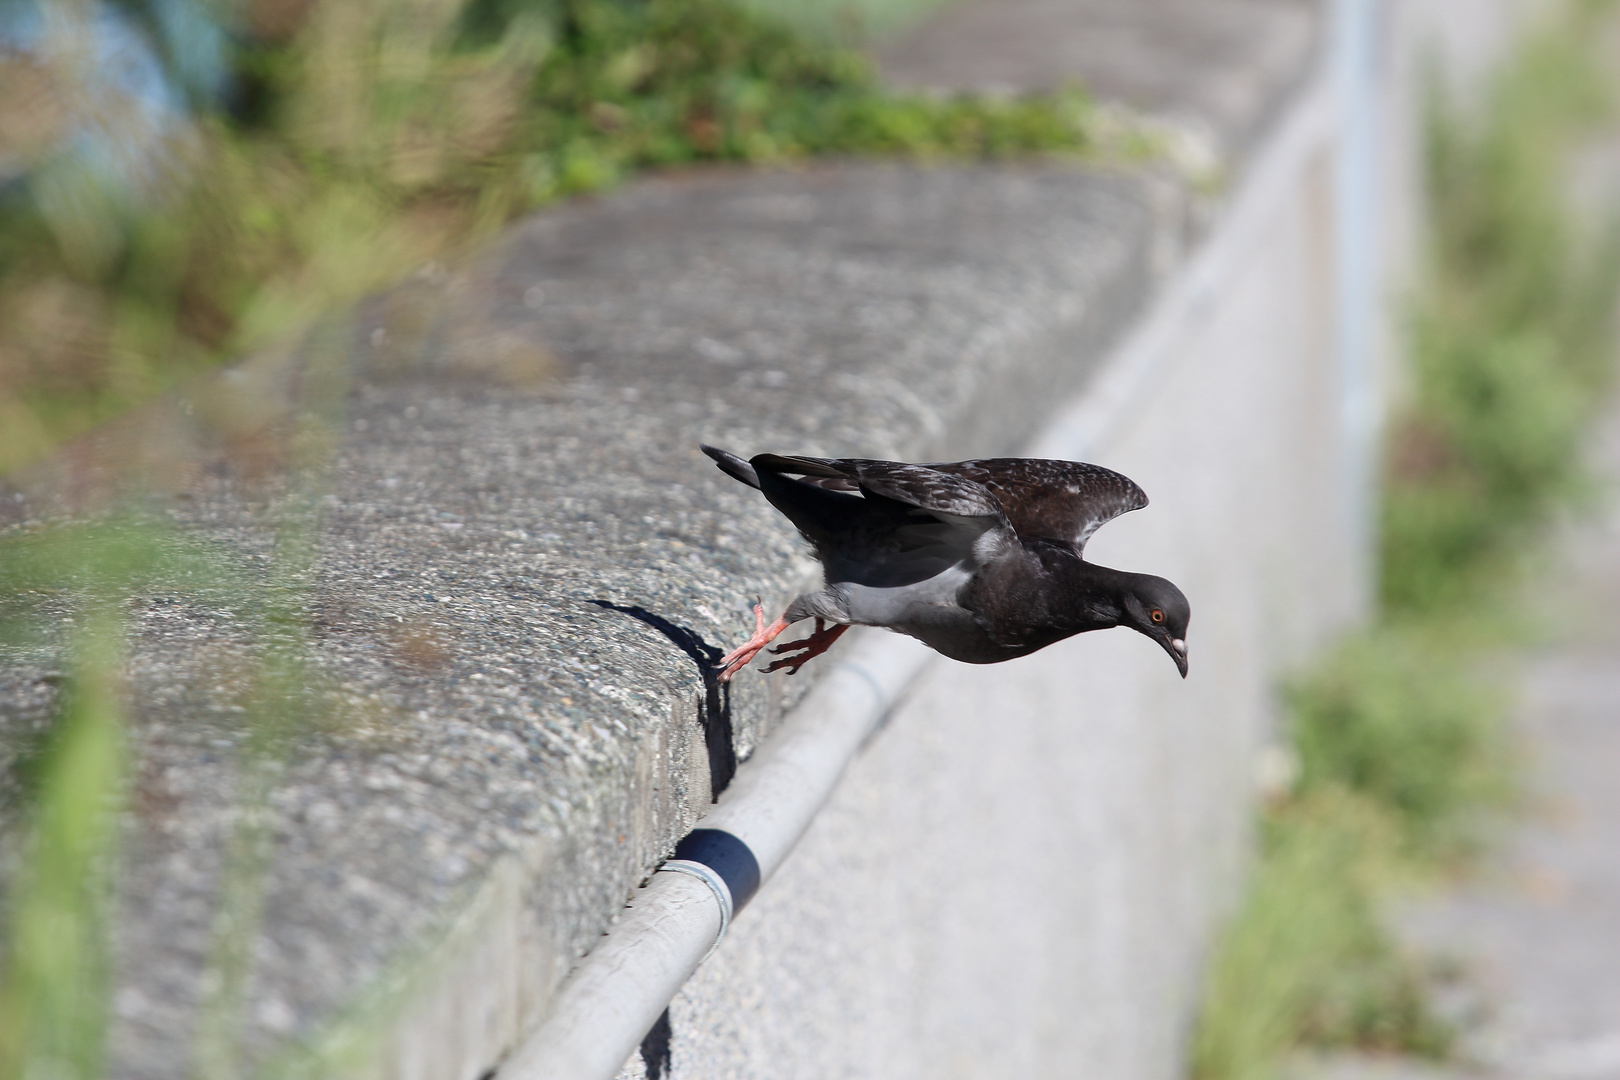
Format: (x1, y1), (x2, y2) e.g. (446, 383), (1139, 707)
(930, 458), (1148, 553)
(752, 454), (1005, 516)
(847, 460), (1008, 521)
(748, 454), (1014, 587)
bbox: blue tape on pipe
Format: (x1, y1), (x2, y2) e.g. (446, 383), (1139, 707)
(673, 829), (762, 912)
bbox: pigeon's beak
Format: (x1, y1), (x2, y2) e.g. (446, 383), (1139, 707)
(1161, 636), (1188, 679)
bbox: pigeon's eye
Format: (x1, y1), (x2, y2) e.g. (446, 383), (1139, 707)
(1151, 609), (1165, 624)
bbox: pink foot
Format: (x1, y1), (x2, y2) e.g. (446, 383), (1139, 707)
(762, 619), (849, 676)
(717, 601), (792, 682)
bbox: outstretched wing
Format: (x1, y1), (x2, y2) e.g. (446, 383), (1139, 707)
(744, 453), (1014, 587)
(928, 458), (1148, 553)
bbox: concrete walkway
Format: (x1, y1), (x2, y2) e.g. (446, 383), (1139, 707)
(1310, 408), (1620, 1080)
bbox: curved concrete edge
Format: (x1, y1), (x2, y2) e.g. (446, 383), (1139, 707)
(695, 634), (935, 876)
(1028, 70), (1335, 462)
(497, 57), (1346, 1080)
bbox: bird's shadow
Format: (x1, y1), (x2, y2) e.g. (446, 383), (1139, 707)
(589, 600), (736, 799)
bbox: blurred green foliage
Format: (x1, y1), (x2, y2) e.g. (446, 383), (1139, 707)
(734, 0), (948, 43)
(524, 0), (1107, 181)
(0, 0), (1133, 475)
(1193, 790), (1449, 1080)
(0, 340), (349, 1080)
(0, 612), (125, 1080)
(1383, 0), (1620, 614)
(1194, 4), (1620, 1079)
(1288, 632), (1513, 864)
(0, 520), (197, 1080)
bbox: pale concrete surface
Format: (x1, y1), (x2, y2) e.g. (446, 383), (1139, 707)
(1429, 406), (1620, 1080)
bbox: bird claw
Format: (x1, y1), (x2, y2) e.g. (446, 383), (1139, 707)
(716, 600), (790, 683)
(760, 619), (848, 676)
(762, 641), (814, 675)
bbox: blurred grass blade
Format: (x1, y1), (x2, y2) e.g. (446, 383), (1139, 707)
(189, 323), (350, 1080)
(0, 609), (128, 1080)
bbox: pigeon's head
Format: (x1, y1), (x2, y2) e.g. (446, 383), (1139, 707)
(1121, 575), (1190, 678)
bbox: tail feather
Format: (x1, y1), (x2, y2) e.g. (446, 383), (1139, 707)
(750, 453), (852, 480)
(700, 444), (761, 490)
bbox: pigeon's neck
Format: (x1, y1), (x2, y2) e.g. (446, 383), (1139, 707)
(1024, 545), (1131, 632)
(1061, 557), (1132, 627)
(960, 543), (1131, 654)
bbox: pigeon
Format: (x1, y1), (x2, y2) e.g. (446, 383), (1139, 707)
(701, 446), (1190, 682)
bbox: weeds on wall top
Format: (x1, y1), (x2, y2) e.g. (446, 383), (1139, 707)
(0, 0), (1151, 476)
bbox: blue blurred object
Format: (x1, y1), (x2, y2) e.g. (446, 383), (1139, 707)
(104, 0), (230, 106)
(0, 0), (231, 265)
(0, 0), (227, 175)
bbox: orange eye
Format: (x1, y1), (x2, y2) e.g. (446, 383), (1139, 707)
(1151, 609), (1165, 623)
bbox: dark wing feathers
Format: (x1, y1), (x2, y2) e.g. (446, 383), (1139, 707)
(748, 453), (860, 492)
(703, 447), (1146, 555)
(735, 454), (1006, 588)
(928, 458), (1147, 551)
(749, 453), (847, 478)
(845, 461), (1005, 520)
(747, 454), (1006, 517)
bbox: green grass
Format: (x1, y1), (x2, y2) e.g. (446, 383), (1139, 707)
(736, 0), (952, 42)
(1192, 790), (1449, 1080)
(0, 329), (352, 1080)
(1287, 631), (1513, 864)
(0, 610), (126, 1080)
(1192, 638), (1508, 1080)
(1192, 4), (1620, 1079)
(0, 521), (191, 1080)
(1382, 0), (1620, 615)
(0, 0), (1155, 475)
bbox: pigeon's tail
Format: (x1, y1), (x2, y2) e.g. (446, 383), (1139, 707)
(701, 444), (761, 490)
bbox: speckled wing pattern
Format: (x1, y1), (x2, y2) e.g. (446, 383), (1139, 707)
(750, 455), (1007, 522)
(926, 458), (1148, 552)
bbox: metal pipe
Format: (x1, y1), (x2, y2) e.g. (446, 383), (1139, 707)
(1333, 0), (1383, 601)
(500, 630), (935, 1080)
